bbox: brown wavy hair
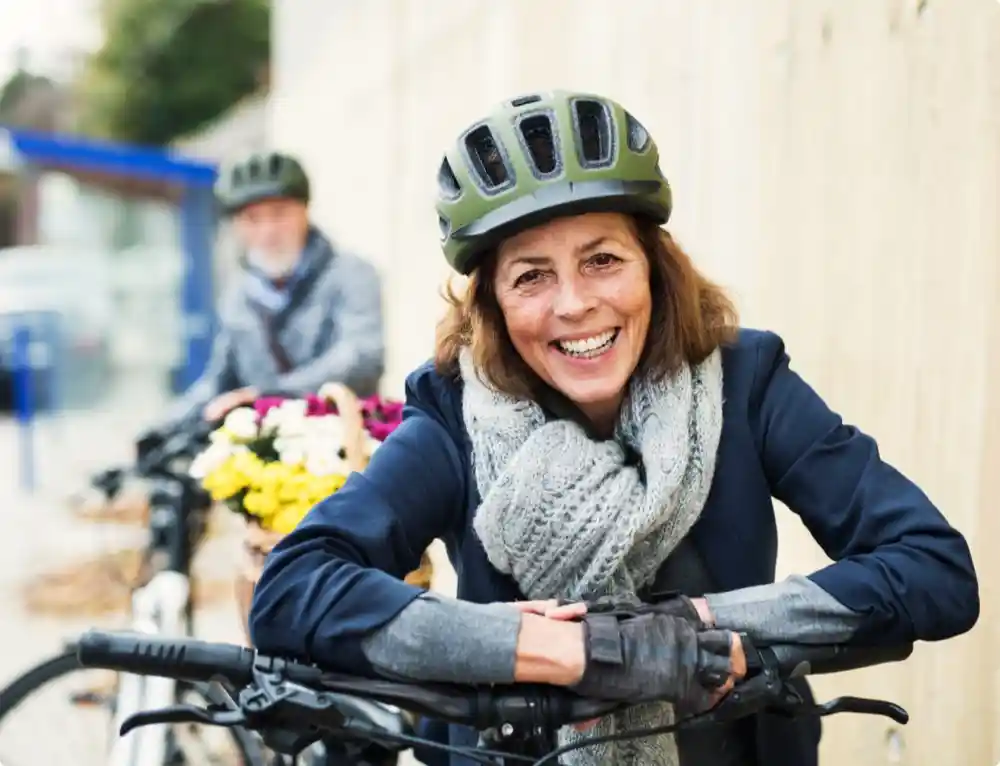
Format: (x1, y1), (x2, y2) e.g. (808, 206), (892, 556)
(435, 217), (739, 399)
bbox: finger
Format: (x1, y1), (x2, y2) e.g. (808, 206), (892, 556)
(545, 602), (587, 620)
(708, 676), (735, 708)
(697, 631), (734, 689)
(572, 718), (600, 732)
(730, 632), (747, 679)
(511, 599), (560, 614)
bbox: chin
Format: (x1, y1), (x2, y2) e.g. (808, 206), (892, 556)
(554, 378), (627, 408)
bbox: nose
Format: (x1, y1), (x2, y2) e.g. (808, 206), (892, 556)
(551, 273), (597, 320)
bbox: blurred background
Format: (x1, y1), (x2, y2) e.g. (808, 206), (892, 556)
(0, 1), (996, 765)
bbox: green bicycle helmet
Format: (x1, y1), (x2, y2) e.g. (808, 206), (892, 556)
(436, 90), (672, 275)
(214, 150), (311, 216)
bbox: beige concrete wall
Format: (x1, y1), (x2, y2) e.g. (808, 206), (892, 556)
(270, 2), (1000, 763)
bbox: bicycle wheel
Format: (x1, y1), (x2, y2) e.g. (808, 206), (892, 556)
(0, 647), (265, 765)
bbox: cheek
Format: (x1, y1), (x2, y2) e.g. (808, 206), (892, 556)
(606, 278), (652, 325)
(500, 299), (548, 348)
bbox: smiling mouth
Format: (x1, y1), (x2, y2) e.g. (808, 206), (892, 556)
(551, 328), (621, 359)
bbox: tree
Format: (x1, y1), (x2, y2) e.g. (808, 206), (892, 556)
(0, 70), (63, 130)
(77, 0), (269, 146)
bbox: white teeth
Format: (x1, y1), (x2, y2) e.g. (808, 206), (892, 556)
(556, 330), (617, 357)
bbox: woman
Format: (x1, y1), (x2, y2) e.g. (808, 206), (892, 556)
(249, 91), (979, 766)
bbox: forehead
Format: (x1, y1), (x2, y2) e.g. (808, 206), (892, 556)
(235, 198), (305, 221)
(496, 212), (637, 264)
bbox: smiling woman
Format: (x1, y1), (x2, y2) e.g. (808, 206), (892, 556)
(249, 90), (978, 766)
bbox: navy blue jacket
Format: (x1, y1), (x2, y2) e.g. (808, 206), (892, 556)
(250, 329), (979, 766)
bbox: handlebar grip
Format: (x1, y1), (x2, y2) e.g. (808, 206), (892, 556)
(77, 630), (255, 686)
(767, 643), (913, 678)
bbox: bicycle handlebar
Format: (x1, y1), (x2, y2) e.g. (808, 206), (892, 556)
(76, 629), (912, 733)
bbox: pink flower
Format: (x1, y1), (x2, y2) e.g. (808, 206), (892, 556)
(305, 394), (333, 416)
(253, 397), (286, 420)
(359, 395), (404, 441)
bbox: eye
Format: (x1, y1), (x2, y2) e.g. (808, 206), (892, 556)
(587, 252), (622, 270)
(513, 269), (546, 288)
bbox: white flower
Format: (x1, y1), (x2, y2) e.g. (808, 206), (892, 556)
(274, 408), (310, 438)
(305, 451), (349, 477)
(309, 414), (344, 437)
(279, 399), (309, 419)
(259, 408), (282, 435)
(222, 407), (259, 442)
(279, 448), (306, 466)
(189, 441), (236, 480)
(275, 435), (307, 466)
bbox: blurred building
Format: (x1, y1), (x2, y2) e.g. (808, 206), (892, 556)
(268, 3), (999, 764)
(0, 128), (217, 408)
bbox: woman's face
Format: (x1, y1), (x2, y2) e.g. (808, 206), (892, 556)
(494, 212), (652, 430)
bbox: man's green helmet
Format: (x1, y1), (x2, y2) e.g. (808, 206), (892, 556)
(436, 90), (672, 275)
(214, 150), (311, 215)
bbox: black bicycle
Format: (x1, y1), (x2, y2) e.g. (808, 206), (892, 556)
(0, 418), (262, 765)
(71, 628), (912, 766)
(0, 404), (410, 766)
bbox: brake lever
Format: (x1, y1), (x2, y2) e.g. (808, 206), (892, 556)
(119, 703), (246, 735)
(809, 696), (909, 724)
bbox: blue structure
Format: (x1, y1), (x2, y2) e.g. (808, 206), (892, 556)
(4, 127), (220, 392)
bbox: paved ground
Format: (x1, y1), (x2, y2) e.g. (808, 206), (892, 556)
(0, 377), (430, 763)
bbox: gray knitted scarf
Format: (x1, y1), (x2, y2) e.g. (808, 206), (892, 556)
(460, 347), (725, 766)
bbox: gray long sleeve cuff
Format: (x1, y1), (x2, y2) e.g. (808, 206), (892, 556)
(361, 593), (522, 684)
(361, 576), (863, 685)
(705, 574), (863, 643)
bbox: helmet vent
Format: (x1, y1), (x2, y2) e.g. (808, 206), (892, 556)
(511, 94), (542, 107)
(573, 99), (614, 167)
(248, 155), (263, 180)
(464, 125), (510, 190)
(437, 158), (462, 199)
(625, 112), (651, 153)
(268, 153), (283, 176)
(518, 113), (559, 176)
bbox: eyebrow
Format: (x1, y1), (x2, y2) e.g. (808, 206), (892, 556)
(504, 236), (620, 270)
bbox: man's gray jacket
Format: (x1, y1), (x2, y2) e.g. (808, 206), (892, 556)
(170, 226), (383, 421)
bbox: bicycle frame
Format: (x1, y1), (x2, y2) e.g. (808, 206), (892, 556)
(104, 444), (207, 766)
(110, 571), (191, 766)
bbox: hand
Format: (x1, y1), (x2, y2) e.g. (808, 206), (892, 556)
(570, 611), (739, 709)
(542, 595), (713, 625)
(203, 387), (259, 422)
(705, 631), (746, 709)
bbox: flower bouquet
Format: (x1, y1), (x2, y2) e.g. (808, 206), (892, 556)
(187, 384), (431, 637)
(190, 384), (403, 535)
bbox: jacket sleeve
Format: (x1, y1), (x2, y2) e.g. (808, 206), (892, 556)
(163, 321), (239, 425)
(248, 367), (466, 671)
(275, 257), (384, 394)
(750, 331), (979, 645)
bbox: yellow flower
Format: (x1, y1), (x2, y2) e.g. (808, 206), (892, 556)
(243, 489), (281, 519)
(277, 470), (312, 503)
(200, 451), (268, 502)
(309, 473), (347, 503)
(257, 461), (293, 495)
(267, 502), (311, 534)
(230, 451), (266, 485)
(202, 461), (245, 501)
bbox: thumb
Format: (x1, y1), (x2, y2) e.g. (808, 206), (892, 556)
(545, 602), (588, 620)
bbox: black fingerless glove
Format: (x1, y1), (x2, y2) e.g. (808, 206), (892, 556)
(570, 610), (734, 706)
(574, 592), (706, 626)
